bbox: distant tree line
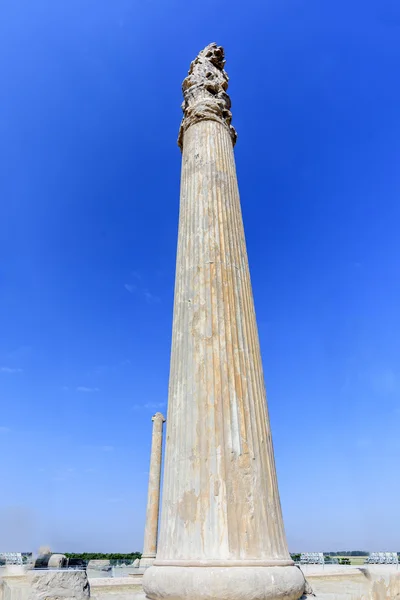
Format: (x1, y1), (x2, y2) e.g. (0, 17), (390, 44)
(290, 554), (301, 562)
(337, 557), (351, 565)
(63, 553), (141, 562)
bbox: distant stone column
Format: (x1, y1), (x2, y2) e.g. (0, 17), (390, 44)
(143, 44), (305, 600)
(140, 412), (165, 568)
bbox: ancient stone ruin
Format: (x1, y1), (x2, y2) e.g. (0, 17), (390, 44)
(143, 42), (306, 600)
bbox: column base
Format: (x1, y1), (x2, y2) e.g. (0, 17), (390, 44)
(140, 555), (156, 569)
(143, 564), (306, 600)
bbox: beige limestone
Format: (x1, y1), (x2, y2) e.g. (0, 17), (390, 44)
(304, 565), (400, 599)
(143, 43), (305, 600)
(140, 413), (166, 569)
(90, 577), (145, 600)
(87, 561), (111, 572)
(1, 567), (26, 578)
(27, 571), (89, 600)
(1, 574), (30, 600)
(47, 555), (67, 569)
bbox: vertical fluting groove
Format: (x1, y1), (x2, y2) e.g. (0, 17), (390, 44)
(206, 124), (218, 550)
(210, 123), (229, 556)
(222, 124), (242, 455)
(220, 123), (242, 454)
(219, 125), (241, 459)
(176, 142), (188, 557)
(222, 126), (248, 456)
(211, 125), (226, 533)
(185, 122), (197, 557)
(213, 123), (232, 469)
(222, 127), (261, 459)
(214, 122), (232, 550)
(211, 126), (228, 554)
(179, 131), (192, 556)
(220, 125), (252, 458)
(214, 122), (244, 554)
(220, 131), (247, 429)
(181, 140), (192, 540)
(223, 129), (256, 454)
(219, 124), (259, 556)
(213, 123), (240, 555)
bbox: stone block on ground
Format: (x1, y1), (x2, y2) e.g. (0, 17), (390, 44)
(47, 556), (67, 569)
(86, 562), (111, 572)
(26, 570), (90, 600)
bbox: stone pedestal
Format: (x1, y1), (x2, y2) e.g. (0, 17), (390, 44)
(143, 43), (305, 600)
(140, 413), (165, 569)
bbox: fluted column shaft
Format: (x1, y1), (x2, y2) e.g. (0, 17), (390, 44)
(140, 412), (165, 568)
(156, 119), (289, 563)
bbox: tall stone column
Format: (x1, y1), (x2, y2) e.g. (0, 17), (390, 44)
(143, 44), (305, 600)
(140, 412), (166, 568)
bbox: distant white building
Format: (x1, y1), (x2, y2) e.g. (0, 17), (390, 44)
(300, 552), (324, 564)
(366, 552), (398, 565)
(0, 553), (23, 565)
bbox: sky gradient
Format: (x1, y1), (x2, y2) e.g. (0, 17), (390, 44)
(1, 0), (400, 552)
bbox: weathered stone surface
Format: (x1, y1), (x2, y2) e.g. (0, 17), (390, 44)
(26, 571), (89, 600)
(178, 43), (237, 149)
(2, 566), (26, 578)
(140, 413), (165, 569)
(303, 564), (400, 599)
(303, 579), (314, 596)
(132, 559), (140, 569)
(143, 43), (304, 600)
(87, 561), (111, 572)
(89, 577), (145, 600)
(47, 556), (67, 569)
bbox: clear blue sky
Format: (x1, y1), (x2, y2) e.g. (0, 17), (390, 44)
(1, 0), (399, 553)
